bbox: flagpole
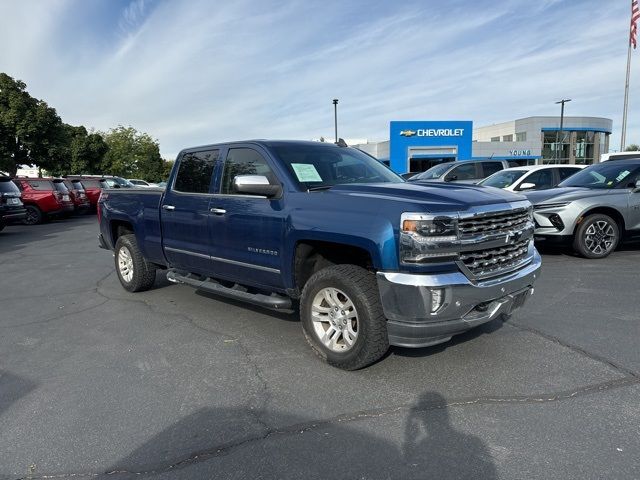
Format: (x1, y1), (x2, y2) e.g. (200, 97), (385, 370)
(621, 41), (632, 151)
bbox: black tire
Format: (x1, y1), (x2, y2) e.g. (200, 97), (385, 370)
(114, 234), (157, 292)
(573, 213), (620, 259)
(300, 264), (389, 370)
(23, 205), (43, 225)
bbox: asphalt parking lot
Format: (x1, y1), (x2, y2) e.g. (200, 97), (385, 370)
(1, 217), (639, 480)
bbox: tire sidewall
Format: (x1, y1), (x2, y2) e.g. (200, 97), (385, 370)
(574, 214), (619, 259)
(300, 269), (375, 365)
(23, 205), (42, 225)
(115, 236), (141, 292)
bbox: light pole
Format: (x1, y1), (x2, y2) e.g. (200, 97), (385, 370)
(555, 99), (571, 163)
(333, 99), (339, 143)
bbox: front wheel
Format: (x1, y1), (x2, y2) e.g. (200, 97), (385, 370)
(300, 264), (389, 370)
(114, 234), (157, 292)
(573, 213), (620, 259)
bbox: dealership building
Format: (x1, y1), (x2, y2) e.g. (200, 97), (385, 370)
(353, 116), (613, 174)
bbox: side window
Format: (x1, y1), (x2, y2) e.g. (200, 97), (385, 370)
(481, 162), (504, 177)
(173, 150), (219, 193)
(558, 168), (581, 181)
(521, 169), (554, 190)
(221, 148), (275, 194)
(28, 180), (54, 190)
(446, 163), (477, 181)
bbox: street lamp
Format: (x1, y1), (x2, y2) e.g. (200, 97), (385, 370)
(333, 99), (339, 143)
(555, 99), (571, 163)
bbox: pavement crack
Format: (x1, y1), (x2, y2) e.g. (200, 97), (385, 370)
(508, 320), (640, 378)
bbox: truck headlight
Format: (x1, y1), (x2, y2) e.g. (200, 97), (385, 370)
(400, 213), (458, 264)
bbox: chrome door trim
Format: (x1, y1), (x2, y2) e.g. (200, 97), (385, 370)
(164, 246), (280, 274)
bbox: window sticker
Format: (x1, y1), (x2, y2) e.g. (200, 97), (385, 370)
(291, 163), (323, 182)
(615, 170), (630, 182)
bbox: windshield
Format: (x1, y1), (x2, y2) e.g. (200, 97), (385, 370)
(558, 163), (640, 189)
(410, 163), (452, 181)
(479, 170), (527, 188)
(271, 144), (403, 189)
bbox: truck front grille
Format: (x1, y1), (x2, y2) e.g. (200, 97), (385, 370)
(459, 208), (531, 237)
(459, 239), (531, 279)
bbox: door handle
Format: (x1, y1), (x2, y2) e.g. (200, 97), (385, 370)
(210, 208), (226, 215)
(162, 204), (175, 211)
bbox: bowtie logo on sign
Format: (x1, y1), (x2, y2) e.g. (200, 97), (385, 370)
(399, 130), (417, 137)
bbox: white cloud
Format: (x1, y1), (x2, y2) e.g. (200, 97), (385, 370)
(0, 0), (638, 158)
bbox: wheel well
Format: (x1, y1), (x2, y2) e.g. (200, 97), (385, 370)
(293, 241), (373, 295)
(110, 220), (134, 245)
(576, 207), (626, 234)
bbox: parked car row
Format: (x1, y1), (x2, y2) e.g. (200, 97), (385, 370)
(0, 174), (163, 232)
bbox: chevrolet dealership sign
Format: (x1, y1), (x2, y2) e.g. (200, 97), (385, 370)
(390, 120), (473, 173)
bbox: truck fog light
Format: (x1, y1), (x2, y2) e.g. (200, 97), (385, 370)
(549, 214), (564, 230)
(430, 288), (445, 313)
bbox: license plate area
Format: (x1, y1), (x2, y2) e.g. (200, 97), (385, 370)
(7, 197), (21, 205)
(63, 195), (70, 201)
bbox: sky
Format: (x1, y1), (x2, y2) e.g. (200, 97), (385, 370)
(1, 0), (639, 159)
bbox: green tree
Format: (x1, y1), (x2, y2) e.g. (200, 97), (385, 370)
(101, 126), (164, 181)
(624, 144), (639, 151)
(161, 159), (174, 180)
(0, 73), (64, 175)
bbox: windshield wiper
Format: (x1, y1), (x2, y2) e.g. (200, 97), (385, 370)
(307, 185), (333, 192)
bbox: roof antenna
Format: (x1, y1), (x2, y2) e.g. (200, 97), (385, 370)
(336, 138), (348, 147)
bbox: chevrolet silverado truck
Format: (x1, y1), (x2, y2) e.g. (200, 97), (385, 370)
(98, 140), (541, 369)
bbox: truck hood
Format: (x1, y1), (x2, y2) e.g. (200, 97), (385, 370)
(523, 187), (613, 205)
(327, 182), (527, 211)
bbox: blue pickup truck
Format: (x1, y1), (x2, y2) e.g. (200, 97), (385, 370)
(98, 140), (541, 369)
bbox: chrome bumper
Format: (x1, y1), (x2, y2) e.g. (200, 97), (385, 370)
(377, 249), (542, 348)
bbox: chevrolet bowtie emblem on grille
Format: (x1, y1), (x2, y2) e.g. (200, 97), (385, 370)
(399, 130), (417, 137)
(505, 230), (522, 244)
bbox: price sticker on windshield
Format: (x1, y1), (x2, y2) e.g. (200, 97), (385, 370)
(291, 163), (323, 182)
(616, 170), (630, 182)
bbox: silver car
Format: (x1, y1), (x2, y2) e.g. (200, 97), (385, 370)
(525, 159), (640, 258)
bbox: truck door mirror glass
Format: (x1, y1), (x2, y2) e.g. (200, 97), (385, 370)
(233, 175), (282, 198)
(519, 182), (536, 190)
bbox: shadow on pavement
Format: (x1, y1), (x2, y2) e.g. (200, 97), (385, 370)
(92, 392), (496, 479)
(0, 371), (37, 418)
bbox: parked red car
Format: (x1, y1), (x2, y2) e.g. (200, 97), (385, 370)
(62, 178), (91, 213)
(12, 177), (75, 224)
(65, 176), (103, 212)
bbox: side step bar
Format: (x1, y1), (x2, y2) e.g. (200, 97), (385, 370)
(166, 269), (292, 310)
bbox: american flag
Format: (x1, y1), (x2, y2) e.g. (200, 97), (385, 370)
(632, 0), (640, 49)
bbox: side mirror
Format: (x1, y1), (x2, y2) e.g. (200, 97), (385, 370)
(233, 175), (282, 198)
(633, 179), (640, 192)
(519, 182), (536, 191)
(444, 175), (457, 182)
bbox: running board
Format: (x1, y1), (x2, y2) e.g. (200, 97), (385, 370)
(166, 269), (292, 310)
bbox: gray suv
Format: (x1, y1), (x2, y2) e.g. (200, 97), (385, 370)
(525, 159), (640, 258)
(409, 160), (511, 184)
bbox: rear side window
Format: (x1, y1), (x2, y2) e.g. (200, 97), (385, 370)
(481, 162), (504, 177)
(173, 150), (219, 193)
(221, 148), (275, 194)
(27, 180), (54, 190)
(446, 163), (477, 181)
(520, 169), (554, 190)
(53, 181), (69, 192)
(0, 179), (21, 194)
(557, 168), (581, 181)
(81, 180), (102, 188)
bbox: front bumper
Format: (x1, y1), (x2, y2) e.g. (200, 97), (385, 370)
(377, 249), (541, 348)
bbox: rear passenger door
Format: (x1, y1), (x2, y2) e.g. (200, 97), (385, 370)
(207, 146), (286, 290)
(161, 149), (219, 274)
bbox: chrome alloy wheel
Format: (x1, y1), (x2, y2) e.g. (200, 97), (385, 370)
(311, 287), (359, 352)
(118, 246), (134, 283)
(584, 220), (617, 255)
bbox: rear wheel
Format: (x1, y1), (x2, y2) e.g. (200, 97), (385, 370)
(114, 234), (157, 292)
(23, 205), (43, 225)
(300, 264), (389, 370)
(573, 213), (620, 259)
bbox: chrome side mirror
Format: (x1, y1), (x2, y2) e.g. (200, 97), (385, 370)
(233, 175), (282, 198)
